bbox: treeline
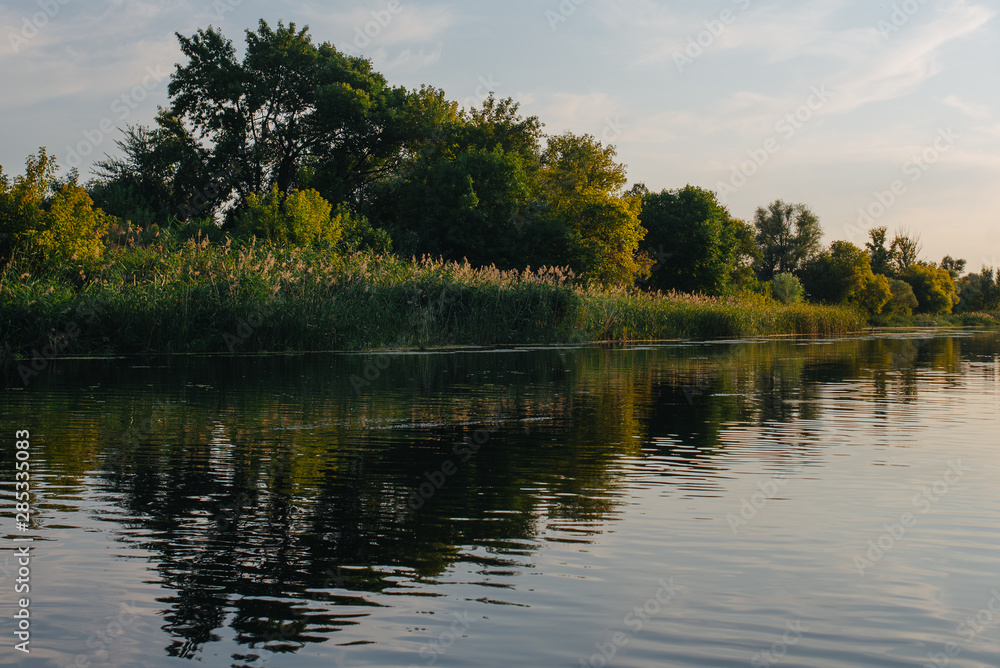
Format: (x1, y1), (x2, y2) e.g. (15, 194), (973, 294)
(1, 19), (998, 321)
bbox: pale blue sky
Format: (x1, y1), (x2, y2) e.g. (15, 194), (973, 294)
(1, 0), (998, 267)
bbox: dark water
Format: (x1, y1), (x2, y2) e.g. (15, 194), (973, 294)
(2, 331), (999, 667)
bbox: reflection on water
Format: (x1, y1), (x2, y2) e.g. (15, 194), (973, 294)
(2, 331), (999, 667)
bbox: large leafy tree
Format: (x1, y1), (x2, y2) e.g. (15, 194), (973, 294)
(638, 185), (757, 295)
(168, 20), (416, 219)
(538, 132), (650, 286)
(752, 200), (822, 280)
(371, 94), (555, 268)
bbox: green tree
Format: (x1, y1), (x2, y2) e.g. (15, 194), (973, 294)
(0, 148), (58, 259)
(889, 229), (921, 274)
(753, 200), (822, 280)
(168, 20), (416, 218)
(31, 185), (111, 264)
(904, 264), (958, 314)
(939, 255), (966, 281)
(884, 278), (920, 316)
(955, 268), (1000, 312)
(800, 241), (891, 315)
(539, 133), (650, 285)
(865, 226), (893, 276)
(638, 185), (757, 295)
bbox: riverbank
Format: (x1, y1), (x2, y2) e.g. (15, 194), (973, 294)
(0, 244), (874, 359)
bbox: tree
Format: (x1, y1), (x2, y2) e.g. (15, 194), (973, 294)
(800, 241), (891, 315)
(0, 148), (58, 259)
(168, 20), (416, 220)
(31, 185), (111, 264)
(889, 229), (921, 274)
(752, 200), (822, 280)
(939, 256), (966, 281)
(956, 268), (1000, 312)
(638, 185), (757, 295)
(538, 133), (650, 286)
(865, 226), (893, 276)
(904, 264), (958, 314)
(884, 279), (919, 317)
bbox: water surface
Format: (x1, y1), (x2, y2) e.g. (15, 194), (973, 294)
(2, 331), (999, 667)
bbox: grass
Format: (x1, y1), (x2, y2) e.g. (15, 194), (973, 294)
(2, 240), (870, 359)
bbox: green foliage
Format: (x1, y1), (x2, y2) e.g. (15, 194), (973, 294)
(770, 272), (804, 305)
(30, 185), (111, 265)
(884, 278), (920, 317)
(956, 267), (1000, 313)
(800, 241), (891, 315)
(539, 133), (649, 286)
(236, 185), (341, 246)
(753, 200), (822, 280)
(904, 264), (958, 314)
(865, 226), (892, 276)
(639, 185), (757, 295)
(1, 149), (111, 268)
(889, 229), (922, 274)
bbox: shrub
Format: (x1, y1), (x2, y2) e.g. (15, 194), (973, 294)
(237, 185), (342, 246)
(904, 264), (958, 314)
(770, 272), (804, 305)
(884, 279), (919, 316)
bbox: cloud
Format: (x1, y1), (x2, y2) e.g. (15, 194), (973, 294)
(943, 95), (990, 119)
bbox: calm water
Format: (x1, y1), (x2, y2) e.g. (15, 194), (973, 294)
(2, 331), (999, 667)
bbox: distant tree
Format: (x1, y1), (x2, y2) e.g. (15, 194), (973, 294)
(956, 268), (1000, 312)
(752, 200), (822, 280)
(865, 226), (893, 276)
(884, 279), (920, 317)
(638, 185), (757, 295)
(939, 255), (966, 280)
(800, 241), (891, 315)
(904, 264), (958, 314)
(889, 229), (922, 274)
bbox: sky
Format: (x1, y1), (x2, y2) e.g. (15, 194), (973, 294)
(1, 0), (998, 269)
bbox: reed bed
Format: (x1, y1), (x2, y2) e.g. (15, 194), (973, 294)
(1, 241), (867, 358)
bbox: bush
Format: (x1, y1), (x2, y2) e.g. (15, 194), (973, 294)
(884, 279), (919, 316)
(770, 272), (804, 305)
(904, 264), (958, 314)
(236, 185), (342, 246)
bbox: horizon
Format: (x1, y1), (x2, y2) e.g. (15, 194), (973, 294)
(2, 0), (998, 269)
